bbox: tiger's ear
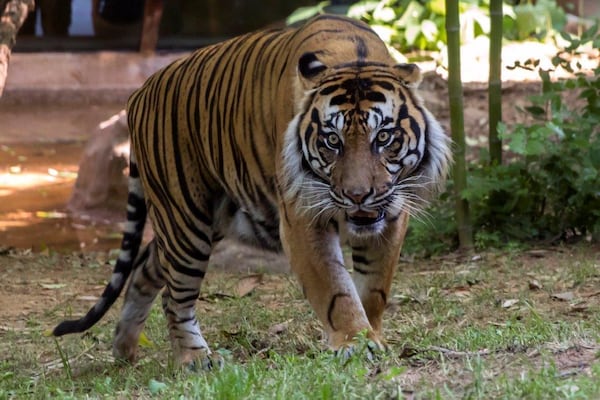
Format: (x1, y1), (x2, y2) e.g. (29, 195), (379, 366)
(394, 63), (422, 88)
(298, 52), (327, 89)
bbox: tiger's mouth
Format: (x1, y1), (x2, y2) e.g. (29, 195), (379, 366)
(346, 210), (386, 235)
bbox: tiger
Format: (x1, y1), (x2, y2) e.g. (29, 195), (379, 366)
(52, 14), (452, 370)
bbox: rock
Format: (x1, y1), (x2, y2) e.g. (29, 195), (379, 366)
(67, 110), (129, 219)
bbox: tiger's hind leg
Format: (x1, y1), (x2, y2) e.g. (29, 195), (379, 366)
(159, 250), (223, 371)
(153, 198), (237, 371)
(113, 239), (165, 363)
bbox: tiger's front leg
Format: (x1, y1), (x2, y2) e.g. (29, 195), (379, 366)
(349, 212), (409, 337)
(279, 211), (377, 350)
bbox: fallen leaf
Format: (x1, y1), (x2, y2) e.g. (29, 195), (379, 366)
(448, 286), (472, 298)
(40, 283), (66, 290)
(221, 329), (242, 338)
(268, 319), (292, 335)
(138, 331), (155, 348)
(234, 274), (263, 298)
(199, 293), (235, 303)
(35, 211), (67, 219)
(502, 299), (519, 308)
(48, 168), (77, 179)
(552, 291), (575, 302)
(528, 279), (543, 290)
(76, 295), (99, 301)
(569, 303), (589, 313)
(526, 249), (549, 258)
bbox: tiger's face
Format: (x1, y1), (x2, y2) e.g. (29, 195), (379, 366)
(281, 53), (449, 238)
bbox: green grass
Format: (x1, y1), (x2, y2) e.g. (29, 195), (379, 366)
(0, 245), (599, 399)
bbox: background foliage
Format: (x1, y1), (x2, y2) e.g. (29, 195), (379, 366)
(289, 0), (568, 53)
(407, 25), (600, 255)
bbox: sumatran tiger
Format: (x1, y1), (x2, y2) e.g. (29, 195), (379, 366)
(52, 14), (452, 370)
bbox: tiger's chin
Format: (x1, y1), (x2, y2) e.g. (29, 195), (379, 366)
(345, 210), (387, 237)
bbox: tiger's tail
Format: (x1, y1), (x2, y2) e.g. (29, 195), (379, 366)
(52, 153), (147, 336)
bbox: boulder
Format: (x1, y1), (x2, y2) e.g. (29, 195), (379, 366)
(67, 110), (129, 219)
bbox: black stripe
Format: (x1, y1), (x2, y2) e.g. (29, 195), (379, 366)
(370, 289), (387, 305)
(355, 35), (368, 59)
(327, 293), (350, 331)
(353, 266), (373, 275)
(352, 254), (370, 266)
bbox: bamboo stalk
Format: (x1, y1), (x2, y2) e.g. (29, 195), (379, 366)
(489, 0), (503, 165)
(445, 0), (473, 250)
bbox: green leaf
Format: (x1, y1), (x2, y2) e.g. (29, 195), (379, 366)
(524, 105), (545, 117)
(371, 24), (397, 44)
(405, 24), (421, 46)
(286, 1), (329, 25)
(420, 19), (438, 42)
(347, 0), (379, 19)
(508, 130), (527, 155)
(148, 379), (167, 395)
(373, 6), (396, 22)
(428, 0), (445, 15)
(590, 141), (600, 170)
(397, 1), (425, 28)
(514, 4), (538, 39)
(545, 122), (565, 139)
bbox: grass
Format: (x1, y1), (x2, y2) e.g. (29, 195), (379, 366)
(0, 245), (599, 399)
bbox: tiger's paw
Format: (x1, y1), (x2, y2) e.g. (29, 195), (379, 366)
(332, 332), (388, 362)
(334, 339), (387, 362)
(179, 348), (224, 372)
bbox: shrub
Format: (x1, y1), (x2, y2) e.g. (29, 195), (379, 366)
(405, 24), (600, 255)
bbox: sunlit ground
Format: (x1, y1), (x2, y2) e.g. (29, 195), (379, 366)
(0, 142), (122, 251)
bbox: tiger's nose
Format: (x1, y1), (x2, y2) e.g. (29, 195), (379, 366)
(343, 188), (374, 204)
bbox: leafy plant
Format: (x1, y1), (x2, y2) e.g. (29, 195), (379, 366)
(505, 0), (567, 41)
(345, 0), (566, 53)
(405, 23), (600, 255)
(466, 23), (600, 244)
(347, 0), (451, 51)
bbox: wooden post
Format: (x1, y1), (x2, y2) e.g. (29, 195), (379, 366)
(0, 0), (34, 97)
(139, 0), (164, 54)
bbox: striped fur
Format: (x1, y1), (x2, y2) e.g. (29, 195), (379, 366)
(52, 14), (451, 368)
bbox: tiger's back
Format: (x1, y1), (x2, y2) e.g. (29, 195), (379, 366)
(53, 14), (451, 370)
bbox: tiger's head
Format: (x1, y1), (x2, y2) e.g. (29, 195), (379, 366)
(280, 52), (451, 238)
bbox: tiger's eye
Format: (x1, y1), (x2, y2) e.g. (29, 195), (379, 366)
(325, 133), (341, 149)
(376, 131), (391, 146)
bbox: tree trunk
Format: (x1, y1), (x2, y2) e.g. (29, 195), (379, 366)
(445, 0), (473, 250)
(0, 0), (34, 97)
